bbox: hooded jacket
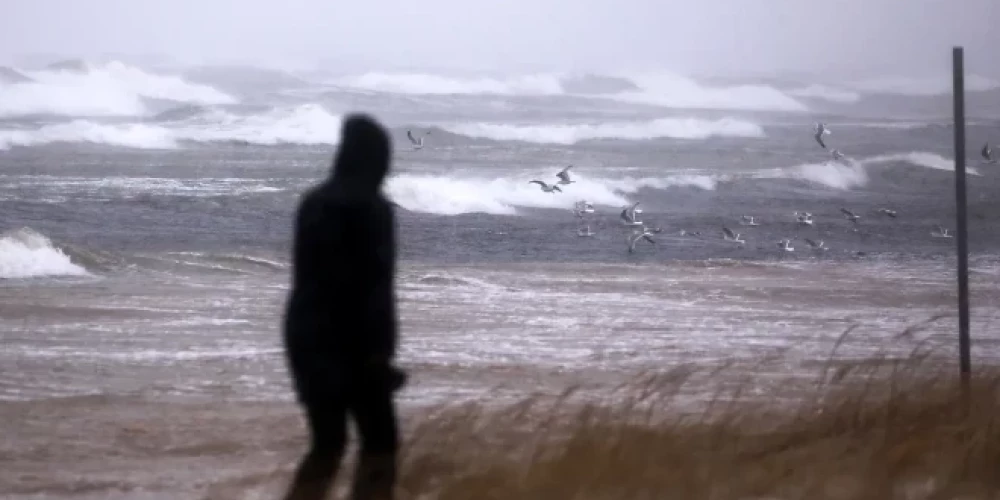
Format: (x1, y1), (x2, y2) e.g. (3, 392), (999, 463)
(283, 114), (398, 368)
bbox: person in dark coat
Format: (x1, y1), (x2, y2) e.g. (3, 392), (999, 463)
(281, 114), (406, 500)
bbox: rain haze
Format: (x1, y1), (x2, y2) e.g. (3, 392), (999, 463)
(2, 0), (999, 77)
(5, 0), (1000, 497)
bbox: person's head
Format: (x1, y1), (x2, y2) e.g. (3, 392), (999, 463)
(331, 114), (392, 191)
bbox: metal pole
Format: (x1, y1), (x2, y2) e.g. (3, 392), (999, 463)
(952, 46), (971, 388)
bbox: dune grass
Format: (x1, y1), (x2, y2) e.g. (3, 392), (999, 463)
(392, 338), (1000, 499)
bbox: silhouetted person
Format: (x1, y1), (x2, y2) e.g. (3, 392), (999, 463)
(282, 114), (405, 500)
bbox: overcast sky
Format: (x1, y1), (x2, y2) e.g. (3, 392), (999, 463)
(2, 0), (998, 78)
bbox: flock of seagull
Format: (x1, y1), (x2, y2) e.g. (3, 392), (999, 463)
(516, 122), (986, 255)
(405, 124), (992, 255)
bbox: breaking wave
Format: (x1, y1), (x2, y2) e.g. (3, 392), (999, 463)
(445, 117), (765, 144)
(0, 104), (342, 150)
(0, 60), (236, 118)
(0, 228), (89, 279)
(333, 70), (810, 112)
(762, 151), (977, 190)
(385, 172), (717, 215)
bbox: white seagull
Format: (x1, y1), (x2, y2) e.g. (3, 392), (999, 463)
(877, 207), (898, 218)
(814, 122), (831, 149)
(776, 239), (795, 252)
(740, 215), (760, 226)
(627, 227), (656, 253)
(529, 180), (562, 193)
(407, 129), (430, 150)
(556, 165), (575, 185)
(931, 225), (953, 238)
(574, 200), (595, 217)
(577, 225), (595, 237)
(795, 212), (814, 226)
(722, 226), (745, 245)
(840, 208), (861, 223)
(620, 202), (644, 226)
(982, 143), (996, 163)
(804, 238), (827, 251)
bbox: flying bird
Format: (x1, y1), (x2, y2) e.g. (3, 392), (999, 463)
(556, 165), (575, 185)
(931, 225), (952, 238)
(577, 225), (595, 237)
(529, 180), (562, 193)
(722, 226), (745, 244)
(983, 143), (995, 163)
(814, 123), (830, 149)
(840, 208), (861, 223)
(620, 202), (643, 226)
(776, 239), (795, 252)
(406, 129), (430, 150)
(877, 208), (897, 218)
(804, 238), (827, 251)
(627, 227), (656, 253)
(740, 215), (760, 226)
(574, 200), (595, 217)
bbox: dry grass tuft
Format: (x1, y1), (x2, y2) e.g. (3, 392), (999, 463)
(395, 354), (1000, 500)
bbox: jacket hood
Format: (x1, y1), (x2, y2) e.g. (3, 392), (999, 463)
(330, 114), (392, 192)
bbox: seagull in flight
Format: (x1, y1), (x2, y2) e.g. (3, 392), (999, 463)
(722, 226), (745, 245)
(840, 208), (861, 223)
(776, 239), (795, 252)
(529, 180), (562, 193)
(795, 212), (814, 226)
(406, 129), (430, 150)
(627, 227), (656, 253)
(877, 208), (897, 218)
(931, 225), (953, 238)
(574, 200), (595, 217)
(804, 238), (827, 251)
(556, 165), (575, 185)
(983, 143), (996, 163)
(620, 202), (644, 226)
(577, 225), (595, 237)
(814, 122), (830, 149)
(740, 215), (760, 226)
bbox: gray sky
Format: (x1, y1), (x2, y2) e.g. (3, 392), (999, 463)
(2, 0), (998, 79)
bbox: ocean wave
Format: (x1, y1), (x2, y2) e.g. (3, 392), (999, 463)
(385, 172), (717, 215)
(760, 151), (977, 190)
(0, 227), (89, 279)
(334, 72), (564, 95)
(612, 72), (809, 112)
(444, 117), (765, 144)
(0, 60), (236, 118)
(848, 74), (1000, 96)
(332, 70), (809, 113)
(0, 104), (342, 150)
(787, 84), (862, 104)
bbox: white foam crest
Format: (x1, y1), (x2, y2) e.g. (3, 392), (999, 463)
(445, 117), (764, 145)
(788, 84), (862, 103)
(612, 72), (809, 112)
(0, 121), (178, 150)
(182, 103), (342, 145)
(760, 151), (978, 190)
(789, 161), (869, 190)
(0, 104), (343, 149)
(386, 174), (632, 215)
(0, 228), (89, 279)
(1, 60), (236, 117)
(335, 72), (564, 95)
(385, 172), (715, 215)
(864, 151), (981, 176)
(849, 74), (1000, 96)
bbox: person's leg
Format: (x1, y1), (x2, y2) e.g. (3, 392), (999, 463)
(282, 394), (349, 500)
(348, 387), (400, 500)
